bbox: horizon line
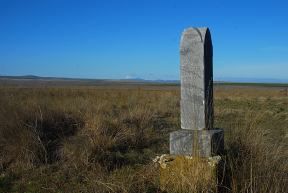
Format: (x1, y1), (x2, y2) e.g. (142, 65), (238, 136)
(0, 74), (288, 84)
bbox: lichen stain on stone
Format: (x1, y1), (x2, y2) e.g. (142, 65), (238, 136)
(155, 155), (221, 193)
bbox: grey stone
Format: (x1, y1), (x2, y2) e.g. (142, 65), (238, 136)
(170, 129), (224, 157)
(169, 27), (223, 158)
(180, 27), (213, 130)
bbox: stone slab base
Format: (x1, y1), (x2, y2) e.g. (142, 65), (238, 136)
(170, 129), (224, 157)
(156, 155), (221, 193)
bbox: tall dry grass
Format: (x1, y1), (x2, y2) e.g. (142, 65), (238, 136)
(215, 87), (288, 193)
(0, 85), (287, 192)
(219, 112), (288, 193)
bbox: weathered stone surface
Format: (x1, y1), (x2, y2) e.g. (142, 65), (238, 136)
(170, 129), (224, 157)
(180, 27), (213, 130)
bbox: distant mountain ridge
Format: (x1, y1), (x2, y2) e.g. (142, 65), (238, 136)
(0, 75), (180, 83)
(215, 77), (288, 84)
(0, 75), (287, 84)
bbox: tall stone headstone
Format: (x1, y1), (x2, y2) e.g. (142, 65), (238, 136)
(170, 27), (223, 157)
(180, 28), (213, 130)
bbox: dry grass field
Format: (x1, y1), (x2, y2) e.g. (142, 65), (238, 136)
(0, 83), (287, 193)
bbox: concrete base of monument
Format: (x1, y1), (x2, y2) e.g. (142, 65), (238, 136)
(154, 155), (222, 193)
(170, 129), (224, 157)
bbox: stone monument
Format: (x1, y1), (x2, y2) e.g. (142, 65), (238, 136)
(158, 27), (225, 192)
(170, 27), (223, 157)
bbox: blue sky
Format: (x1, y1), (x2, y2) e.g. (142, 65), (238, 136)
(0, 0), (287, 81)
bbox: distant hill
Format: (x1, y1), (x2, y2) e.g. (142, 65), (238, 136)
(215, 77), (288, 84)
(0, 75), (41, 79)
(0, 75), (287, 87)
(0, 75), (180, 87)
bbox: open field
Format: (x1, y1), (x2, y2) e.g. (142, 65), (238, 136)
(0, 82), (287, 192)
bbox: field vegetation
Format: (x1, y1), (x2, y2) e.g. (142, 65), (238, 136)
(0, 84), (287, 193)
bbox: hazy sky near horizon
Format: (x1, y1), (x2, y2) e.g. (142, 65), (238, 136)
(0, 0), (288, 80)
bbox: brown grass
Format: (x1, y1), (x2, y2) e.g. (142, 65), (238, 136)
(0, 85), (287, 192)
(159, 155), (220, 193)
